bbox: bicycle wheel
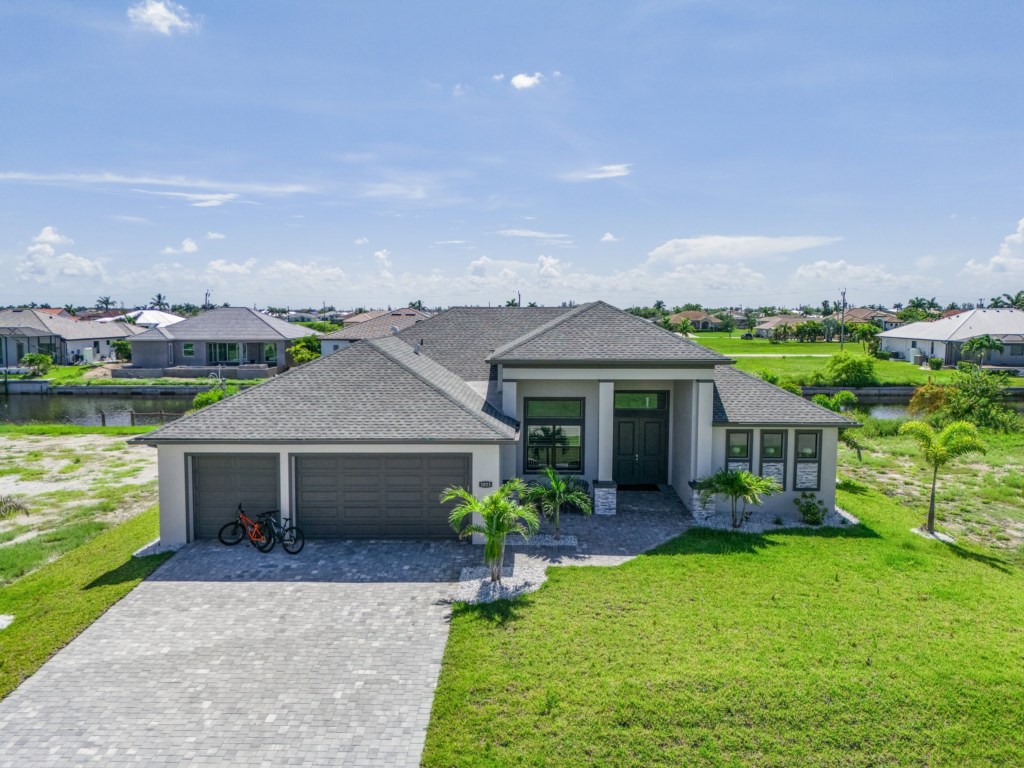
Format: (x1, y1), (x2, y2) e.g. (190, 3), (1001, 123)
(254, 522), (276, 553)
(218, 521), (245, 546)
(281, 527), (305, 555)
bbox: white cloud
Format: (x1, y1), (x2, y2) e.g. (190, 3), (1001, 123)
(206, 258), (256, 276)
(111, 215), (149, 223)
(16, 227), (105, 284)
(601, 232), (620, 243)
(162, 237), (199, 255)
(537, 255), (562, 278)
(0, 171), (312, 195)
(792, 259), (921, 291)
(33, 226), (73, 246)
(492, 74), (505, 81)
(353, 237), (369, 245)
(434, 240), (467, 245)
(137, 190), (239, 207)
(362, 182), (427, 200)
(453, 83), (467, 97)
(127, 0), (199, 35)
(510, 72), (543, 90)
(561, 164), (632, 182)
(647, 234), (841, 265)
(961, 217), (1024, 279)
(374, 248), (393, 270)
(492, 228), (568, 239)
(206, 231), (226, 240)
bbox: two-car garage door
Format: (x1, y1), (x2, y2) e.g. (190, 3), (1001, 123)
(294, 454), (470, 539)
(190, 452), (471, 540)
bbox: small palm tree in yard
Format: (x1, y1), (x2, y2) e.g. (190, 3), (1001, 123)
(521, 467), (593, 541)
(899, 420), (986, 536)
(961, 334), (1004, 365)
(444, 479), (539, 583)
(693, 469), (781, 529)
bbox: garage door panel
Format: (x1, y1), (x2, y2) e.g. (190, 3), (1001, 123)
(192, 454), (280, 540)
(294, 453), (470, 539)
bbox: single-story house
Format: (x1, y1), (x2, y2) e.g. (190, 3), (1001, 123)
(99, 309), (185, 329)
(119, 307), (316, 379)
(753, 316), (801, 338)
(341, 309), (390, 325)
(877, 308), (1024, 367)
(667, 311), (721, 331)
(0, 308), (142, 367)
(844, 307), (903, 331)
(137, 301), (855, 547)
(321, 308), (430, 355)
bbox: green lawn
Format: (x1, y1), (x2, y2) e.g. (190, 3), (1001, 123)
(730, 355), (1024, 386)
(0, 506), (171, 699)
(424, 485), (1024, 766)
(694, 331), (843, 356)
(0, 424), (155, 437)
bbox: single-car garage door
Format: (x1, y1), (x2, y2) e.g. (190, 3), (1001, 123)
(191, 454), (280, 539)
(294, 454), (470, 539)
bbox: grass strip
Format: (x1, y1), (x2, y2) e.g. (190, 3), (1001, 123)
(0, 424), (156, 436)
(0, 506), (170, 700)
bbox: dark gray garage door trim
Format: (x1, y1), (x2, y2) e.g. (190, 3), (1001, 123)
(188, 453), (281, 541)
(292, 452), (472, 540)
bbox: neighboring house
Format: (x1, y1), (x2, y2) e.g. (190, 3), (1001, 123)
(284, 311), (321, 323)
(877, 308), (1024, 367)
(667, 311), (721, 330)
(321, 308), (430, 355)
(35, 307), (74, 319)
(136, 301), (854, 547)
(0, 308), (142, 367)
(753, 316), (801, 338)
(341, 309), (390, 325)
(77, 309), (128, 321)
(119, 307), (315, 379)
(843, 307), (903, 331)
(99, 309), (185, 329)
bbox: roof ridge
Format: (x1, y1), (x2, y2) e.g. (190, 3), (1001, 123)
(488, 302), (596, 358)
(367, 337), (516, 439)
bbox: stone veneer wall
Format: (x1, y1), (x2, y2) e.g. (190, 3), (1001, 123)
(594, 482), (617, 515)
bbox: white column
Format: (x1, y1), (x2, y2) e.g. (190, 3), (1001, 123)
(690, 380), (715, 516)
(501, 380), (517, 418)
(278, 451), (292, 525)
(500, 380), (518, 482)
(597, 380), (614, 482)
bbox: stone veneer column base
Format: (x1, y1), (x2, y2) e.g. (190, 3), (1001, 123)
(688, 487), (714, 520)
(594, 481), (617, 515)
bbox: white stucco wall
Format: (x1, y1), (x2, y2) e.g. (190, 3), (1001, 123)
(155, 441), (503, 547)
(709, 426), (840, 514)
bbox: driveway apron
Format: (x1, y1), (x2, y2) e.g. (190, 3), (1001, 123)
(0, 540), (478, 768)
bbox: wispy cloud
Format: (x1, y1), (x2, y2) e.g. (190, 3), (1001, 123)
(510, 72), (543, 89)
(601, 232), (620, 242)
(361, 182), (427, 200)
(206, 231), (226, 240)
(561, 164), (632, 182)
(434, 239), (467, 245)
(110, 214), (149, 223)
(453, 83), (467, 97)
(0, 171), (312, 196)
(353, 236), (369, 245)
(492, 74), (505, 82)
(137, 190), (239, 207)
(127, 0), (199, 35)
(793, 259), (921, 292)
(648, 235), (841, 265)
(162, 238), (199, 255)
(492, 228), (568, 239)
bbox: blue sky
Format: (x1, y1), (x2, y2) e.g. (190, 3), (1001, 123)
(1, 1), (1023, 310)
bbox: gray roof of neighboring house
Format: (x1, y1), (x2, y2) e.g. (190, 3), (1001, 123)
(135, 336), (518, 444)
(321, 309), (429, 341)
(396, 306), (569, 381)
(488, 301), (732, 366)
(0, 309), (142, 341)
(712, 367), (858, 427)
(130, 307), (314, 343)
(342, 310), (390, 325)
(876, 308), (1024, 343)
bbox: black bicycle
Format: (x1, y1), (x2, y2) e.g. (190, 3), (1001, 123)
(256, 511), (305, 555)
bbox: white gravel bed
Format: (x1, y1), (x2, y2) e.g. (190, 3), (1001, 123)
(506, 534), (578, 548)
(911, 527), (955, 544)
(0, 615), (13, 631)
(695, 505), (859, 534)
(454, 560), (549, 604)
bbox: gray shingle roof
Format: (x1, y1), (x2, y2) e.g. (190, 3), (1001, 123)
(136, 337), (518, 444)
(321, 309), (429, 340)
(130, 307), (314, 343)
(712, 367), (858, 427)
(488, 301), (732, 366)
(395, 306), (569, 381)
(0, 309), (141, 341)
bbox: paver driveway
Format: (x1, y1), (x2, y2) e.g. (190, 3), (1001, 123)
(0, 540), (479, 768)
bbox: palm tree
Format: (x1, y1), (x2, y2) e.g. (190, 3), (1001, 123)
(988, 296), (1009, 308)
(991, 290), (1024, 310)
(150, 293), (169, 310)
(812, 391), (864, 461)
(961, 334), (1004, 365)
(693, 468), (781, 528)
(521, 467), (592, 541)
(893, 302), (904, 311)
(62, 304), (77, 317)
(899, 421), (985, 535)
(652, 299), (666, 313)
(445, 479), (539, 582)
(408, 299), (424, 310)
(95, 296), (114, 310)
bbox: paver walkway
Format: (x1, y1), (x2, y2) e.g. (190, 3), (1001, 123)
(0, 489), (692, 767)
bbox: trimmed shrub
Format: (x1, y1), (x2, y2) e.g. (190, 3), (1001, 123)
(824, 352), (878, 387)
(927, 357), (943, 370)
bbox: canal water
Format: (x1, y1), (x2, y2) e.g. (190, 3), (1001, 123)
(0, 393), (192, 426)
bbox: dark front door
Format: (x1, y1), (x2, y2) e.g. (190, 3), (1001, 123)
(614, 415), (668, 485)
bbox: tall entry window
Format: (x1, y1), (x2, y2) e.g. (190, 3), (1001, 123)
(794, 431), (821, 490)
(207, 342), (239, 364)
(524, 398), (584, 473)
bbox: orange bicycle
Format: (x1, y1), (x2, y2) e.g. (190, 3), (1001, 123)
(218, 504), (274, 551)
